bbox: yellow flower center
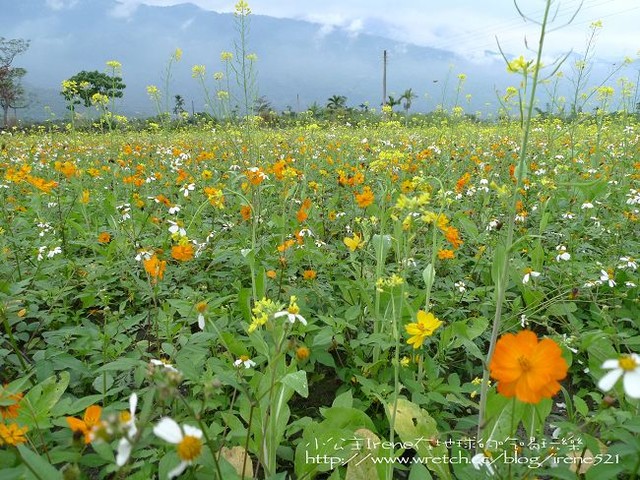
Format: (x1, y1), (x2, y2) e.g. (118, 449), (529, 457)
(619, 356), (637, 371)
(518, 355), (532, 372)
(120, 411), (131, 423)
(195, 302), (207, 314)
(177, 435), (203, 462)
(288, 304), (300, 315)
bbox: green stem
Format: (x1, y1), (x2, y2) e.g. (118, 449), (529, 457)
(477, 0), (552, 443)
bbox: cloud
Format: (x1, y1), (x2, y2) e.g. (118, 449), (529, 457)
(45, 0), (78, 10)
(125, 0), (639, 61)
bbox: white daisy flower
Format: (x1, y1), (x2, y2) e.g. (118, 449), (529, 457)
(116, 393), (138, 467)
(150, 359), (179, 373)
(471, 452), (495, 476)
(167, 220), (186, 237)
(181, 183), (195, 197)
(618, 257), (637, 271)
(597, 354), (640, 399)
(233, 356), (256, 369)
(599, 270), (616, 288)
(274, 296), (307, 326)
(153, 418), (203, 479)
(522, 269), (541, 284)
(555, 245), (571, 262)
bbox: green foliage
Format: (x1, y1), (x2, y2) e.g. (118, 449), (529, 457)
(60, 70), (126, 109)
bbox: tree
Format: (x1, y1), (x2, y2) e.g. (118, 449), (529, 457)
(173, 94), (186, 116)
(61, 70), (126, 110)
(400, 88), (418, 125)
(0, 37), (30, 127)
(386, 94), (402, 111)
(326, 95), (347, 112)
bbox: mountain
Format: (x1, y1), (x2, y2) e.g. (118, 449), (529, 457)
(3, 0), (630, 121)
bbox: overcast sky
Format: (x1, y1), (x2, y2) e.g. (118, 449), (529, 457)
(86, 0), (640, 62)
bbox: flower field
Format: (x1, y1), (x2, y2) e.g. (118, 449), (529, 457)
(0, 114), (639, 479)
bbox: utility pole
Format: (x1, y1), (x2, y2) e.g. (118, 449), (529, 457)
(382, 50), (387, 107)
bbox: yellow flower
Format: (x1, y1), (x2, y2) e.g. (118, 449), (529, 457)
(192, 64), (206, 78)
(106, 60), (122, 71)
(0, 423), (29, 446)
(405, 310), (442, 349)
(343, 232), (365, 252)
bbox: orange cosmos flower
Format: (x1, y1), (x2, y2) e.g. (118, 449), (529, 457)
(66, 405), (102, 444)
(297, 198), (312, 223)
(0, 389), (23, 419)
(302, 269), (317, 280)
(443, 226), (463, 249)
(144, 254), (166, 283)
(0, 423), (29, 446)
(171, 244), (194, 262)
(240, 204), (252, 221)
(437, 249), (455, 260)
(355, 186), (374, 208)
(489, 330), (568, 404)
(97, 232), (111, 244)
(455, 172), (471, 193)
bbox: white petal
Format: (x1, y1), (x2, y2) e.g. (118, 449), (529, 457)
(182, 424), (203, 438)
(601, 359), (620, 369)
(154, 417), (183, 444)
(168, 461), (189, 479)
(129, 393), (138, 416)
(198, 314), (205, 330)
(296, 314), (307, 326)
(597, 369), (623, 392)
(273, 311), (287, 319)
(116, 438), (132, 467)
(623, 370), (640, 398)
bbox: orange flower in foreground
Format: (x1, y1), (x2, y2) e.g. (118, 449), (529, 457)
(171, 244), (194, 262)
(489, 330), (568, 404)
(66, 405), (102, 444)
(143, 254), (166, 283)
(97, 232), (111, 244)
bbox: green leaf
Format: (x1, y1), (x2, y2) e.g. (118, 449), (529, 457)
(546, 302), (577, 317)
(422, 264), (435, 292)
(17, 445), (63, 480)
(573, 395), (588, 417)
(19, 372), (70, 428)
(345, 429), (383, 480)
(281, 370), (308, 398)
(409, 463), (433, 480)
(491, 245), (507, 291)
(372, 234), (392, 262)
(390, 399), (452, 480)
(332, 390), (353, 408)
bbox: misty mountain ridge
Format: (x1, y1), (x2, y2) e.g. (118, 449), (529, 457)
(5, 0), (632, 121)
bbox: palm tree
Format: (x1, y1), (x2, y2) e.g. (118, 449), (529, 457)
(386, 95), (402, 111)
(401, 88), (418, 125)
(326, 94), (347, 112)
